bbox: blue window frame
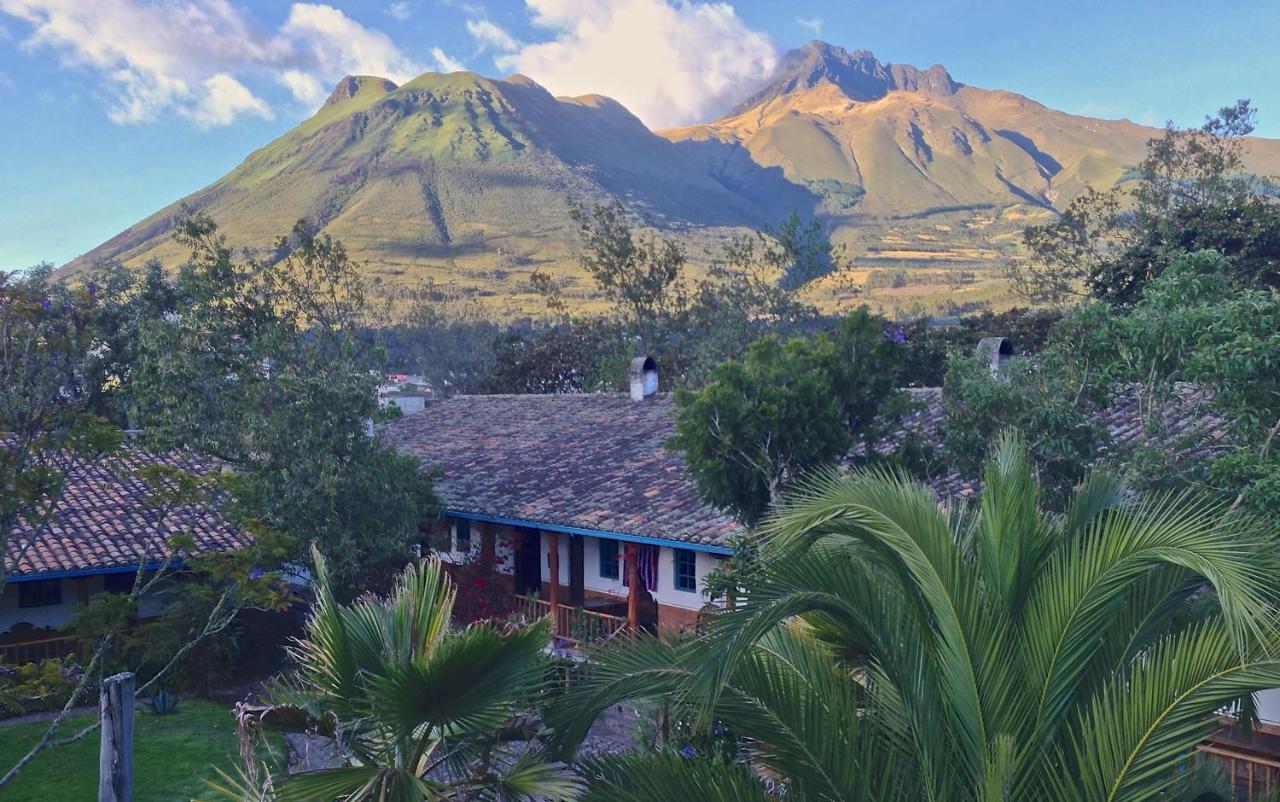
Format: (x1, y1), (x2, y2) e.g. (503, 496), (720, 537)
(599, 538), (619, 580)
(673, 549), (697, 592)
(455, 519), (471, 550)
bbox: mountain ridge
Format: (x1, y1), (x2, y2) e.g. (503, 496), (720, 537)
(64, 41), (1280, 316)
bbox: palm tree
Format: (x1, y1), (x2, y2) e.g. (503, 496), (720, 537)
(551, 434), (1280, 801)
(207, 546), (581, 801)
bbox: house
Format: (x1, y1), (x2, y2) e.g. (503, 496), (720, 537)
(381, 358), (740, 636)
(0, 446), (248, 663)
(379, 375), (436, 415)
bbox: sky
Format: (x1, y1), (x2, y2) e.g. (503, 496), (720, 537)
(1, 0), (1277, 270)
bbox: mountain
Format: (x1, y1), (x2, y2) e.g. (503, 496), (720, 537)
(66, 43), (1280, 316)
(65, 71), (803, 312)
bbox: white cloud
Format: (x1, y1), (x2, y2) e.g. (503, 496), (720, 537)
(466, 18), (519, 53)
(282, 3), (423, 84)
(430, 46), (466, 72)
(797, 16), (822, 37)
(279, 69), (326, 105)
(0, 70), (13, 90)
(0, 0), (287, 123)
(500, 0), (777, 128)
(0, 0), (442, 125)
(185, 72), (273, 127)
(386, 1), (412, 21)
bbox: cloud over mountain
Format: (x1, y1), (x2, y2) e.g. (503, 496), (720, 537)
(0, 0), (444, 126)
(499, 0), (778, 128)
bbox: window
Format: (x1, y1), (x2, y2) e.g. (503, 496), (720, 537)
(18, 581), (63, 608)
(599, 539), (619, 580)
(673, 549), (697, 592)
(103, 572), (136, 595)
(455, 519), (471, 551)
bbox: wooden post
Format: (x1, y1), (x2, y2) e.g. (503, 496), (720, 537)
(546, 531), (560, 636)
(99, 672), (135, 802)
(626, 543), (639, 632)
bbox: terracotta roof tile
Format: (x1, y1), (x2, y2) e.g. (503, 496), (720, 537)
(381, 386), (1229, 549)
(5, 447), (249, 578)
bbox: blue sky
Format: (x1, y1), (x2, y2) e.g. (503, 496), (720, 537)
(2, 0), (1277, 270)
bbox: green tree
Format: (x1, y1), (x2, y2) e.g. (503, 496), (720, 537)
(1096, 249), (1280, 522)
(551, 434), (1280, 801)
(211, 548), (581, 802)
(669, 310), (904, 525)
(940, 305), (1118, 506)
(0, 266), (121, 593)
(124, 214), (437, 598)
(1015, 100), (1279, 305)
(569, 200), (687, 328)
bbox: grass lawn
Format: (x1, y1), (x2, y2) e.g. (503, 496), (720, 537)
(0, 698), (272, 801)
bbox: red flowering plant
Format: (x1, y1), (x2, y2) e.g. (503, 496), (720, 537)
(448, 548), (515, 624)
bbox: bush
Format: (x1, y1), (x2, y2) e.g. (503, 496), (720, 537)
(0, 657), (88, 717)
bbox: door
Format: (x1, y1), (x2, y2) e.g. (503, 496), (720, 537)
(514, 527), (542, 596)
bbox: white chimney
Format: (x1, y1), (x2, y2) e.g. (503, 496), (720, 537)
(629, 356), (659, 401)
(976, 337), (1012, 377)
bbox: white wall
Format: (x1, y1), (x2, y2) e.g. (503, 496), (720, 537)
(1258, 689), (1280, 725)
(569, 534), (723, 611)
(439, 519), (514, 575)
(0, 577), (98, 634)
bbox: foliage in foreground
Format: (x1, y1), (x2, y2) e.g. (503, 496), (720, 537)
(209, 547), (580, 802)
(550, 434), (1280, 801)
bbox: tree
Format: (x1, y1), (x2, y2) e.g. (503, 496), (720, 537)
(1014, 101), (1280, 305)
(669, 310), (905, 525)
(569, 200), (687, 328)
(0, 266), (121, 593)
(940, 304), (1118, 507)
(1091, 249), (1280, 523)
(123, 213), (438, 598)
(550, 434), (1280, 801)
(210, 548), (581, 802)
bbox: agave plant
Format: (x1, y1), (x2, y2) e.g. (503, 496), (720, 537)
(209, 545), (581, 802)
(551, 433), (1280, 801)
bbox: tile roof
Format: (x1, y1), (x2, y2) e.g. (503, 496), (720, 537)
(5, 447), (249, 578)
(873, 385), (1231, 498)
(381, 385), (1231, 550)
(380, 394), (744, 549)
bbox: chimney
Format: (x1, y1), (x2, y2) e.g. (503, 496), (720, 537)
(628, 356), (659, 401)
(976, 337), (1013, 377)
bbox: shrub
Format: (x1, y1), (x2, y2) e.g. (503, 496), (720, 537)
(0, 656), (88, 717)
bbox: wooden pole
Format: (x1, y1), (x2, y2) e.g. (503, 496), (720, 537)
(99, 672), (135, 802)
(626, 543), (639, 632)
(546, 530), (560, 636)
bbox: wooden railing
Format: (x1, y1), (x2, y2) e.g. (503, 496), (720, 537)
(513, 597), (629, 645)
(1198, 742), (1280, 800)
(0, 635), (78, 665)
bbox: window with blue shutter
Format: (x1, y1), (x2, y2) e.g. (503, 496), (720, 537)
(673, 549), (697, 592)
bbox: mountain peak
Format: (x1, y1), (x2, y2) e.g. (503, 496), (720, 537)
(323, 75), (399, 108)
(728, 41), (957, 116)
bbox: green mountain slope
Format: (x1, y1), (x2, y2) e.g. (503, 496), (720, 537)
(65, 71), (799, 313)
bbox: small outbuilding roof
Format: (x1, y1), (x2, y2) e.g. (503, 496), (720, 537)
(6, 447), (248, 580)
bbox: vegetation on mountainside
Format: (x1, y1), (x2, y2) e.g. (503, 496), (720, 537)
(552, 435), (1280, 801)
(1015, 100), (1280, 304)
